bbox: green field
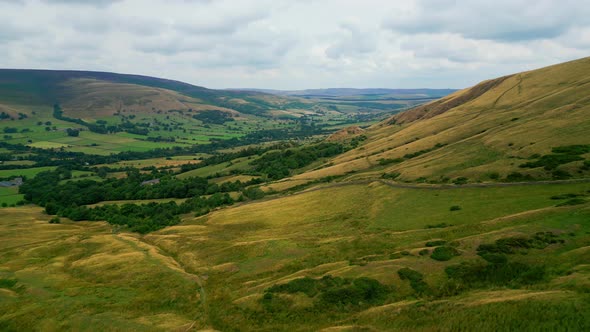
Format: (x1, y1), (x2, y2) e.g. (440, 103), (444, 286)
(0, 187), (23, 206)
(0, 166), (56, 179)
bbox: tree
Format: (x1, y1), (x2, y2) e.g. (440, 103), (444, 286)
(66, 128), (80, 137)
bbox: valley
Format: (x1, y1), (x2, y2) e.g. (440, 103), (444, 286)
(1, 58), (590, 331)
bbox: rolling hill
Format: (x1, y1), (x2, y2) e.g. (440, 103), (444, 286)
(268, 56), (590, 189)
(0, 70), (439, 155)
(0, 69), (291, 118)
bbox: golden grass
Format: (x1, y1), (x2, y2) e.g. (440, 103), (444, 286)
(289, 57), (590, 183)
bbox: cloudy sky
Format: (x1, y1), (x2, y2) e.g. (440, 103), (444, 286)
(1, 0), (589, 89)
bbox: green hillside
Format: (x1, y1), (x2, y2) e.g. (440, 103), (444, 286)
(272, 57), (590, 189)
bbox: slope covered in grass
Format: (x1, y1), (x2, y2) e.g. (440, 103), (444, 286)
(3, 181), (589, 330)
(283, 57), (590, 186)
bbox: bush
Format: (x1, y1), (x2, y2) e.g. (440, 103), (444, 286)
(551, 145), (590, 155)
(449, 205), (461, 211)
(445, 261), (546, 288)
(381, 172), (401, 180)
(425, 240), (447, 247)
(0, 278), (18, 289)
(552, 169), (571, 179)
(418, 249), (430, 256)
(426, 223), (451, 229)
(477, 232), (559, 256)
(431, 246), (461, 261)
(556, 198), (587, 206)
(520, 154), (583, 170)
(505, 172), (535, 182)
(550, 193), (583, 200)
(398, 267), (423, 282)
(398, 267), (430, 294)
(267, 275), (391, 309)
(49, 217), (61, 224)
(267, 276), (318, 296)
(452, 177), (468, 185)
(487, 172), (500, 180)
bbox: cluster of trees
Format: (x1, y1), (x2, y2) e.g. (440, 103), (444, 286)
(21, 168), (262, 206)
(192, 110), (235, 124)
(20, 167), (264, 233)
(66, 128), (79, 137)
(53, 193), (234, 233)
(250, 142), (345, 180)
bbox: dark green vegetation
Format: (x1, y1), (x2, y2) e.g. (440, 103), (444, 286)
(264, 275), (391, 309)
(520, 144), (590, 170)
(250, 142), (345, 179)
(430, 246), (461, 261)
(20, 167), (253, 233)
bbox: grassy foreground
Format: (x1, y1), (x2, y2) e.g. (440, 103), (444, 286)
(1, 181), (589, 330)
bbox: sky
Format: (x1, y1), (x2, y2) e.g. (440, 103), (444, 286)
(0, 0), (589, 90)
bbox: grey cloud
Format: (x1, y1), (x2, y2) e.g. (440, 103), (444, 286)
(383, 0), (588, 42)
(173, 10), (267, 35)
(325, 23), (376, 59)
(41, 0), (122, 7)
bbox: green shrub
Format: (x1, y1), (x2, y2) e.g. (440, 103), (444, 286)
(398, 268), (424, 282)
(431, 246), (461, 261)
(449, 205), (461, 211)
(319, 277), (389, 306)
(556, 198), (587, 206)
(397, 268), (429, 294)
(479, 253), (508, 264)
(418, 249), (430, 256)
(49, 217), (61, 224)
(267, 276), (319, 296)
(520, 154), (583, 170)
(551, 145), (590, 155)
(426, 223), (451, 229)
(445, 261), (546, 288)
(381, 172), (401, 180)
(425, 240), (447, 247)
(551, 169), (571, 179)
(477, 232), (559, 256)
(378, 158), (404, 166)
(452, 177), (468, 185)
(505, 172), (535, 182)
(550, 193), (583, 200)
(487, 172), (500, 180)
(0, 278), (17, 289)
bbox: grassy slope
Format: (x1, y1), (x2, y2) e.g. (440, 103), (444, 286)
(2, 182), (589, 330)
(280, 57), (590, 186)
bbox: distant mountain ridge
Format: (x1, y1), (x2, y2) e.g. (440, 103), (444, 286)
(230, 88), (457, 98)
(0, 69), (283, 118)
